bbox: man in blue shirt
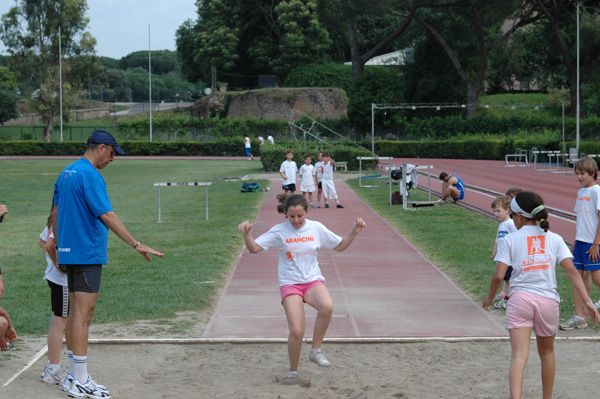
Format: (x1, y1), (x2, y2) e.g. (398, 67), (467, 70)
(52, 130), (163, 398)
(438, 172), (465, 203)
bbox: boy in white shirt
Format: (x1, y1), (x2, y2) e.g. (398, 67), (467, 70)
(491, 196), (517, 309)
(279, 149), (298, 193)
(560, 157), (600, 330)
(314, 152), (324, 208)
(320, 152), (343, 208)
(299, 154), (316, 208)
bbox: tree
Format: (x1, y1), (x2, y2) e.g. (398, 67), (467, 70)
(0, 65), (18, 123)
(0, 0), (96, 141)
(176, 0), (333, 84)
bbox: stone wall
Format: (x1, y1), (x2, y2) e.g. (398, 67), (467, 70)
(1, 108), (110, 126)
(192, 88), (347, 120)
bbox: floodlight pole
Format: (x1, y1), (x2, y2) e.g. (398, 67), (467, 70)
(149, 24), (153, 142)
(59, 26), (63, 142)
(576, 2), (581, 156)
(371, 103), (375, 155)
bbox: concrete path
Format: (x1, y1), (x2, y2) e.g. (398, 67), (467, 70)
(203, 178), (506, 339)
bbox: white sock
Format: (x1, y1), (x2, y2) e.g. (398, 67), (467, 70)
(48, 363), (60, 373)
(73, 355), (88, 383)
(67, 350), (74, 374)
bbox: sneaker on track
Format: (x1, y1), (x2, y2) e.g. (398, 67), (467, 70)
(317, 203), (321, 208)
(309, 349), (331, 367)
(559, 315), (588, 331)
(325, 203), (330, 208)
(68, 377), (110, 398)
(41, 364), (68, 385)
(336, 204), (344, 208)
(594, 300), (600, 312)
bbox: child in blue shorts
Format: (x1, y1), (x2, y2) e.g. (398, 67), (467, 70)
(560, 157), (600, 330)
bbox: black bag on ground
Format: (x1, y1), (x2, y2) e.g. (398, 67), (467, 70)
(241, 182), (261, 193)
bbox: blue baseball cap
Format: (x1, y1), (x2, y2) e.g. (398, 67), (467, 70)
(87, 130), (125, 155)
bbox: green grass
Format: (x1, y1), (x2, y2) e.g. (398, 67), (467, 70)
(345, 180), (591, 327)
(0, 159), (267, 335)
(480, 93), (562, 118)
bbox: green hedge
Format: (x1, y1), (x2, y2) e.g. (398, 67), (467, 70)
(259, 144), (375, 172)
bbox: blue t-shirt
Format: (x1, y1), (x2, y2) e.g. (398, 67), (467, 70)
(54, 158), (113, 265)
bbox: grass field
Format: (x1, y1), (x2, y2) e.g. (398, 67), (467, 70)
(0, 158), (267, 335)
(0, 158), (588, 336)
(345, 181), (590, 325)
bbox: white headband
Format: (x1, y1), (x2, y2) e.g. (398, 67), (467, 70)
(510, 197), (545, 219)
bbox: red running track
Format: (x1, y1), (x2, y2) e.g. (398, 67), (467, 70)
(393, 158), (580, 245)
(203, 177), (506, 339)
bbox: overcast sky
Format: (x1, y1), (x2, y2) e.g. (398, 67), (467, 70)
(0, 0), (198, 59)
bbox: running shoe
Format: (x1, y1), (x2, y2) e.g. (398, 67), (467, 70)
(325, 203), (330, 208)
(317, 203), (321, 208)
(68, 377), (110, 398)
(594, 300), (600, 312)
(493, 298), (508, 309)
(62, 373), (75, 392)
(309, 349), (331, 367)
(559, 315), (588, 331)
(336, 204), (344, 208)
(41, 364), (68, 385)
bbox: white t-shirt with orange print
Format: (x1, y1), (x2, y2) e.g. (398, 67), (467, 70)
(494, 225), (572, 302)
(255, 219), (342, 287)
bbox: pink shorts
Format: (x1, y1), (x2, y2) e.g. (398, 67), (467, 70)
(280, 280), (325, 303)
(505, 291), (559, 337)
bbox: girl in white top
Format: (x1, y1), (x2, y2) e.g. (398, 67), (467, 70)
(483, 191), (599, 399)
(239, 194), (366, 385)
(299, 154), (316, 207)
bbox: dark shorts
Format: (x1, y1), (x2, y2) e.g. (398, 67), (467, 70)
(317, 182), (322, 190)
(282, 183), (296, 192)
(66, 264), (103, 293)
(503, 266), (513, 281)
(48, 280), (69, 318)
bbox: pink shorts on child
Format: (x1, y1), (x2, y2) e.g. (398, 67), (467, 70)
(280, 280), (325, 303)
(505, 291), (559, 337)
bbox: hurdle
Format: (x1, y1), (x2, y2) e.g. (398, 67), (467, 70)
(393, 164), (436, 209)
(358, 156), (393, 187)
(154, 182), (212, 222)
(504, 151), (529, 167)
(532, 150), (561, 172)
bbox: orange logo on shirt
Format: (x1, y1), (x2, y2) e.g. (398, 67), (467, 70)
(286, 252), (294, 261)
(527, 235), (545, 255)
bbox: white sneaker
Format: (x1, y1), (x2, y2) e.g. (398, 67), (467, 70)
(68, 377), (110, 398)
(41, 364), (68, 385)
(309, 349), (331, 367)
(559, 315), (588, 331)
(62, 373), (75, 392)
(594, 300), (600, 312)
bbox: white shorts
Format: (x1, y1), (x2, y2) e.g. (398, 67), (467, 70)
(301, 181), (316, 193)
(322, 180), (338, 199)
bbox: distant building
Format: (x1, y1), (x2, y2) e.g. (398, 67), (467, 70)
(344, 48), (413, 66)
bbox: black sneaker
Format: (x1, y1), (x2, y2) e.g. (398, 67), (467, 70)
(325, 203), (330, 208)
(336, 204), (344, 208)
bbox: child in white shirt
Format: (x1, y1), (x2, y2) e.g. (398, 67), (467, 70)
(299, 154), (316, 208)
(239, 194), (366, 385)
(279, 149), (298, 193)
(320, 152), (343, 208)
(491, 196), (517, 309)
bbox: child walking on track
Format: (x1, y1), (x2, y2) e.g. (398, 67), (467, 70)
(39, 207), (70, 386)
(238, 194), (366, 385)
(299, 154), (316, 208)
(483, 191), (599, 399)
(320, 152), (343, 208)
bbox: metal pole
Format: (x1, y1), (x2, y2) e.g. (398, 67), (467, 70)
(205, 185), (209, 221)
(371, 103), (375, 155)
(59, 26), (63, 142)
(149, 24), (153, 142)
(576, 2), (581, 156)
(157, 186), (161, 223)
